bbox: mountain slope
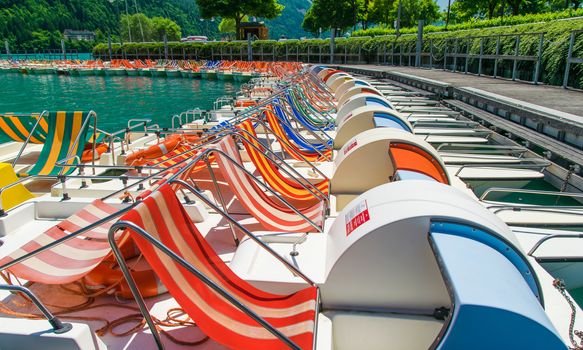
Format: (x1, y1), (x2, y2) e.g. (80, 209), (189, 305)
(0, 0), (311, 50)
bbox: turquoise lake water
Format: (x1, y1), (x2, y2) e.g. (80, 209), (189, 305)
(0, 73), (242, 134)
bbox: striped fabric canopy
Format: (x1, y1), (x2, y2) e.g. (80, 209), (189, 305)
(145, 145), (198, 169)
(21, 111), (92, 177)
(237, 120), (329, 205)
(215, 136), (324, 233)
(123, 185), (318, 350)
(264, 108), (331, 162)
(0, 113), (48, 144)
(0, 200), (119, 284)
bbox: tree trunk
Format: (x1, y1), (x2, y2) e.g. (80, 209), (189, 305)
(510, 0), (520, 15)
(488, 3), (496, 19)
(235, 15), (242, 40)
(446, 0), (451, 28)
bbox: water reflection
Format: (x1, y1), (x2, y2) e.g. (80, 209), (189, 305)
(0, 73), (242, 132)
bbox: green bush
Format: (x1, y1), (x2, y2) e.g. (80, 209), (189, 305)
(93, 17), (583, 88)
(352, 9), (583, 37)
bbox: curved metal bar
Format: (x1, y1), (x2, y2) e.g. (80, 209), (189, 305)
(0, 285), (72, 334)
(0, 204), (135, 272)
(528, 233), (583, 256)
(247, 116), (330, 179)
(11, 110), (48, 168)
(187, 147), (323, 232)
(234, 129), (328, 203)
(57, 110), (97, 176)
(480, 187), (583, 202)
(257, 105), (330, 160)
(107, 220), (303, 350)
(274, 97), (334, 148)
(455, 160), (550, 177)
(170, 179), (316, 286)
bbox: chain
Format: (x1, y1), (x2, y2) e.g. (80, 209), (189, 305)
(553, 278), (583, 350)
(561, 169), (574, 192)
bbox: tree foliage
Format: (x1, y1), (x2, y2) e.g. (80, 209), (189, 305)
(0, 0), (216, 50)
(304, 0), (439, 33)
(302, 0), (363, 34)
(196, 0), (284, 39)
(389, 0), (440, 28)
(120, 14), (181, 42)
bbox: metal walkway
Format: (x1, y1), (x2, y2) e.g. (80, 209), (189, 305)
(337, 65), (583, 119)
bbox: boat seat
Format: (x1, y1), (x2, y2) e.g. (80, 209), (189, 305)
(0, 163), (34, 213)
(121, 185), (318, 350)
(324, 311), (443, 350)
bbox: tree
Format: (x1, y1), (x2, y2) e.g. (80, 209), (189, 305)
(151, 16), (181, 41)
(196, 0), (284, 40)
(447, 0), (493, 22)
(302, 0), (362, 35)
(507, 0), (524, 15)
(119, 13), (181, 42)
(120, 13), (152, 42)
(369, 0), (397, 25)
(389, 0), (440, 28)
(219, 16), (248, 39)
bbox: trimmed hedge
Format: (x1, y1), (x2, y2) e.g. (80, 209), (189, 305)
(352, 9), (583, 37)
(93, 18), (583, 88)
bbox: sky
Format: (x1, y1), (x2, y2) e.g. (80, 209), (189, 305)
(437, 0), (450, 10)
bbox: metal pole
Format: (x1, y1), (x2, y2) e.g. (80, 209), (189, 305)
(416, 20), (424, 68)
(494, 35), (500, 78)
(478, 37), (484, 76)
(465, 38), (470, 74)
(61, 39), (66, 60)
(108, 35), (113, 61)
(4, 40), (10, 60)
(396, 0), (402, 37)
(123, 0), (132, 42)
(330, 28), (336, 64)
(443, 39), (448, 70)
(247, 32), (252, 61)
(429, 38), (433, 68)
(453, 38), (458, 72)
(163, 34), (168, 60)
(563, 31), (575, 88)
(534, 33), (544, 84)
(512, 35), (520, 81)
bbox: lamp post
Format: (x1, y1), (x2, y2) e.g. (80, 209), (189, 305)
(199, 17), (215, 39)
(396, 0), (402, 37)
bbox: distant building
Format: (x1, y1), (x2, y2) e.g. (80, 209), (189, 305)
(238, 22), (268, 40)
(63, 29), (96, 41)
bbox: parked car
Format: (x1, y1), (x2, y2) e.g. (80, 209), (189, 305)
(180, 36), (208, 43)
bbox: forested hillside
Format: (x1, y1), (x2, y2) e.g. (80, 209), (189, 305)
(265, 0), (310, 39)
(0, 0), (310, 50)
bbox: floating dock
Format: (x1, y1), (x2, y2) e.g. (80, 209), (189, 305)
(335, 64), (583, 185)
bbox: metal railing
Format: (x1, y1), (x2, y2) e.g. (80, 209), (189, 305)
(11, 111), (98, 175)
(441, 32), (545, 84)
(481, 187), (583, 203)
(563, 29), (583, 89)
(0, 285), (73, 334)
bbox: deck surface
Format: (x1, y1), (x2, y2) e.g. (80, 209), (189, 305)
(337, 65), (583, 119)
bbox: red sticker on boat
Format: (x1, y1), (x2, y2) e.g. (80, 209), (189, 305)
(345, 200), (370, 236)
(343, 139), (357, 156)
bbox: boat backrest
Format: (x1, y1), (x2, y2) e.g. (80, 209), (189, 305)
(122, 185), (318, 350)
(0, 113), (48, 144)
(21, 111), (93, 176)
(321, 180), (518, 314)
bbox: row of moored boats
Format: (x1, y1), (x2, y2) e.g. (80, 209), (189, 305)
(0, 63), (582, 349)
